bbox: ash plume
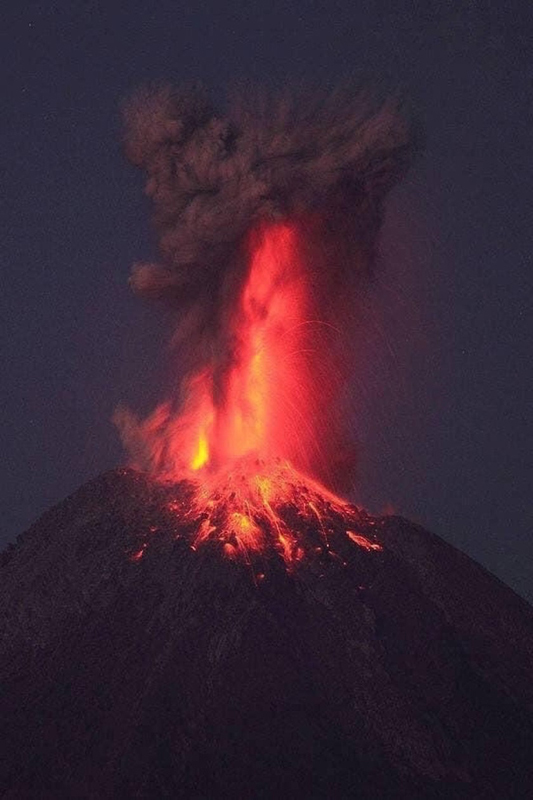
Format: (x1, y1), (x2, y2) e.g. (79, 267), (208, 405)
(124, 81), (417, 323)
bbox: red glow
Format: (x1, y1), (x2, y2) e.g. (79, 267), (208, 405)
(187, 222), (314, 474)
(130, 543), (148, 562)
(129, 221), (381, 564)
(346, 531), (382, 551)
(133, 222), (317, 479)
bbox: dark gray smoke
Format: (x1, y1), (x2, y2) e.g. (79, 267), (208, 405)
(123, 82), (417, 312)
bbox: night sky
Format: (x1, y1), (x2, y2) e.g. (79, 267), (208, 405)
(2, 2), (532, 602)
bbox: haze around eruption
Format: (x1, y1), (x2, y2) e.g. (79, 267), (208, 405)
(115, 82), (418, 499)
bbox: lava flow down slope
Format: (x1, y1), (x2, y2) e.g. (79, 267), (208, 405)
(2, 84), (532, 798)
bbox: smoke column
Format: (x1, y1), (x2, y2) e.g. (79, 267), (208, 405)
(115, 82), (418, 490)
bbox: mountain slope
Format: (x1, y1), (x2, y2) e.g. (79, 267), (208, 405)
(1, 469), (532, 799)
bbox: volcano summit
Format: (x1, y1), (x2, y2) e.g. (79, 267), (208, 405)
(3, 83), (531, 799)
(1, 469), (533, 798)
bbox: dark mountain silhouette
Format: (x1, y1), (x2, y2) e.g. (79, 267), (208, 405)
(1, 468), (532, 798)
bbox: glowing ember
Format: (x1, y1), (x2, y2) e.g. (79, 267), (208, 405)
(144, 456), (382, 570)
(186, 457), (370, 565)
(124, 221), (382, 565)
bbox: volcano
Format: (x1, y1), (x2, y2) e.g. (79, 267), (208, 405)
(3, 86), (531, 798)
(1, 468), (532, 799)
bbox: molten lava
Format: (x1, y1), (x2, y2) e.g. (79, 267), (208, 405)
(185, 457), (379, 568)
(128, 221), (381, 565)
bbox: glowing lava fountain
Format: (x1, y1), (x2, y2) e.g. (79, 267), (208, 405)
(121, 221), (379, 566)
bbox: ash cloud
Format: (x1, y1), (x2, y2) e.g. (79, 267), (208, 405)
(123, 81), (418, 322)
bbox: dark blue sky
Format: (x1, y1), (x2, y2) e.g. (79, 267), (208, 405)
(2, 2), (532, 601)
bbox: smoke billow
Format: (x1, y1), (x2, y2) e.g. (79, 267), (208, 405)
(125, 83), (415, 305)
(117, 81), (419, 486)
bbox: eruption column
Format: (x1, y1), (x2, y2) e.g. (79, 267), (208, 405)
(115, 82), (418, 563)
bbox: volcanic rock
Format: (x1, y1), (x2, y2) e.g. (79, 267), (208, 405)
(1, 468), (532, 798)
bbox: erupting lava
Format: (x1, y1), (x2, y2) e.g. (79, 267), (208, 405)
(139, 222), (317, 476)
(126, 222), (381, 566)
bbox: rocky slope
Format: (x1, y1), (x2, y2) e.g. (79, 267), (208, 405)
(1, 468), (532, 798)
